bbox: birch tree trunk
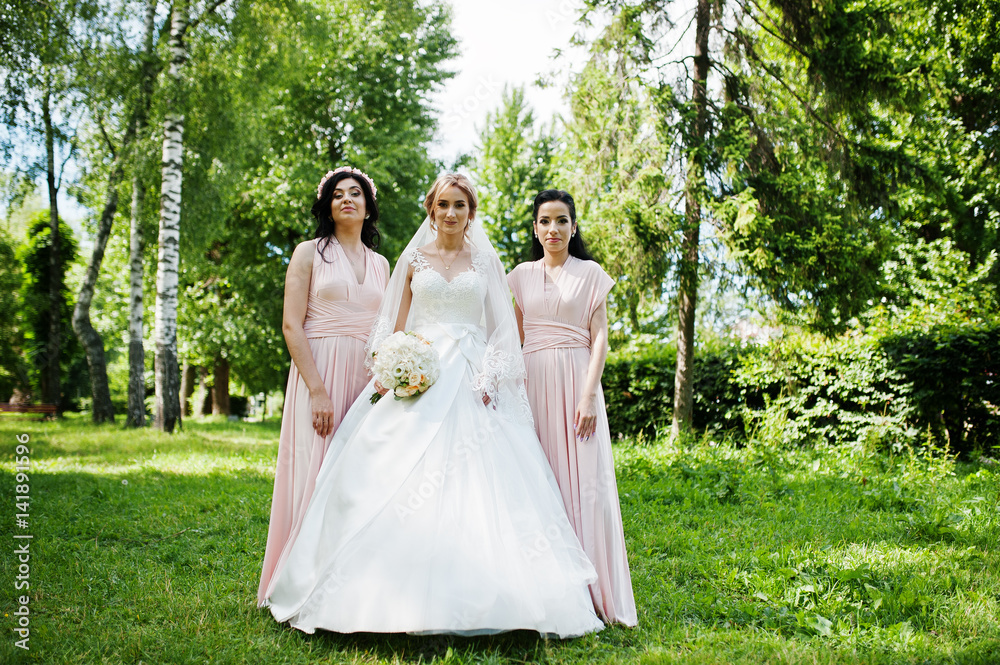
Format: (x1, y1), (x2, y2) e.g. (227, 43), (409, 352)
(154, 0), (188, 432)
(42, 81), (62, 414)
(671, 0), (710, 437)
(126, 0), (157, 428)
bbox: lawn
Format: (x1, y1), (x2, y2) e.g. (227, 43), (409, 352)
(1, 415), (997, 664)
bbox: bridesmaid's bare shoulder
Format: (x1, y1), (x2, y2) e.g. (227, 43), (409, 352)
(288, 238), (318, 269)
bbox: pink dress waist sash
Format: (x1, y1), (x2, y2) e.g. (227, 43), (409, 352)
(302, 299), (376, 341)
(522, 318), (591, 354)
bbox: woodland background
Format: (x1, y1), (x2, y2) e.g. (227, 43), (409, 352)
(1, 0), (997, 452)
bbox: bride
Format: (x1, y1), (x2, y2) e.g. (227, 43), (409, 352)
(264, 174), (604, 637)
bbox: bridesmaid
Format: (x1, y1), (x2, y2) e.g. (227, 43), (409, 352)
(257, 167), (390, 606)
(507, 189), (638, 626)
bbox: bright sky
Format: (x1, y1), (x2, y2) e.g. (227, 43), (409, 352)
(426, 0), (591, 165)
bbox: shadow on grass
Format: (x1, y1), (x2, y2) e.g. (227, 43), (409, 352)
(296, 629), (547, 662)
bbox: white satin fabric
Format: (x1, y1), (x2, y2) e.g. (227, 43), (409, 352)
(266, 249), (604, 638)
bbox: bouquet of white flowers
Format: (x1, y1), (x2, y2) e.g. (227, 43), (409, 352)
(370, 331), (440, 403)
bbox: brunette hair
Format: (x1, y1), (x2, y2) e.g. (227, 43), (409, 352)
(311, 170), (381, 257)
(530, 189), (594, 261)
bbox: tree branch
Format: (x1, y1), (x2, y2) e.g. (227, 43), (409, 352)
(184, 0), (229, 37)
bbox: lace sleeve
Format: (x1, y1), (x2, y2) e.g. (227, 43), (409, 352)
(470, 250), (534, 426)
(409, 248), (431, 273)
(472, 344), (525, 401)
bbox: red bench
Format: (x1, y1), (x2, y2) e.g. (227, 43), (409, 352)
(0, 403), (57, 417)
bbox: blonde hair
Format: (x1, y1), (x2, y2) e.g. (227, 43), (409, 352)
(423, 173), (478, 225)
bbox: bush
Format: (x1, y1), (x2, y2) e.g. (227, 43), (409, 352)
(603, 321), (1000, 455)
(602, 341), (744, 439)
(881, 323), (1000, 453)
(229, 395), (249, 418)
(733, 333), (913, 449)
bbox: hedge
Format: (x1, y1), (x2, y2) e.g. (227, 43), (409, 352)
(601, 322), (1000, 455)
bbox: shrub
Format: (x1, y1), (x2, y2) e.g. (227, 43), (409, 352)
(603, 321), (999, 455)
(880, 323), (1000, 453)
(602, 340), (744, 439)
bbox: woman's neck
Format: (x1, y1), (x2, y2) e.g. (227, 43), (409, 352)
(334, 224), (364, 251)
(542, 248), (570, 269)
(435, 232), (466, 252)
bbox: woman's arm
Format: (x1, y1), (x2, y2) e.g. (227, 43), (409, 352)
(372, 263), (414, 398)
(513, 302), (525, 346)
(392, 263), (414, 333)
(282, 241), (336, 437)
(574, 299), (610, 440)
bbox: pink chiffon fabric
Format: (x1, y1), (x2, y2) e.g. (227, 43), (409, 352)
(508, 257), (638, 626)
(257, 239), (388, 606)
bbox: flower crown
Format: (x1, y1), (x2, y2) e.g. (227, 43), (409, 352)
(318, 166), (377, 201)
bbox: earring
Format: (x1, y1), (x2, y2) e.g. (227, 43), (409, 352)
(365, 214), (370, 219)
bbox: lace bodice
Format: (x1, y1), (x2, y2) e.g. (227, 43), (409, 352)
(408, 249), (488, 328)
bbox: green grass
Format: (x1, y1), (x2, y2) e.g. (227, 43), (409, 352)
(1, 415), (998, 664)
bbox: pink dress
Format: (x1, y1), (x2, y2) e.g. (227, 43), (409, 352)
(257, 238), (389, 606)
(508, 257), (637, 626)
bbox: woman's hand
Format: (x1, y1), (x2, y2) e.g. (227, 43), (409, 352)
(310, 389), (337, 437)
(574, 394), (597, 441)
(374, 380), (389, 396)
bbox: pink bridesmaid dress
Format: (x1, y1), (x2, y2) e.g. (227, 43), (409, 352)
(508, 257), (638, 626)
(257, 238), (388, 606)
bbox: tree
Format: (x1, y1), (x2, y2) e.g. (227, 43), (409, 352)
(556, 11), (675, 337)
(472, 86), (554, 270)
(170, 0), (458, 404)
(717, 0), (998, 330)
(567, 0), (913, 434)
(126, 0), (158, 427)
(0, 228), (28, 399)
(17, 214), (86, 409)
(153, 0), (227, 432)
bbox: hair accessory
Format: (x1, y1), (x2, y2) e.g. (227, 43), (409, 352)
(318, 166), (377, 201)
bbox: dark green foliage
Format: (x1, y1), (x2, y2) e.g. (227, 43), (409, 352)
(881, 323), (1000, 453)
(735, 323), (1000, 454)
(0, 227), (27, 399)
(16, 212), (87, 408)
(603, 342), (745, 439)
(734, 333), (914, 449)
(605, 322), (1000, 455)
(229, 394), (249, 418)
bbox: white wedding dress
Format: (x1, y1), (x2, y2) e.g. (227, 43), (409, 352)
(265, 248), (604, 638)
